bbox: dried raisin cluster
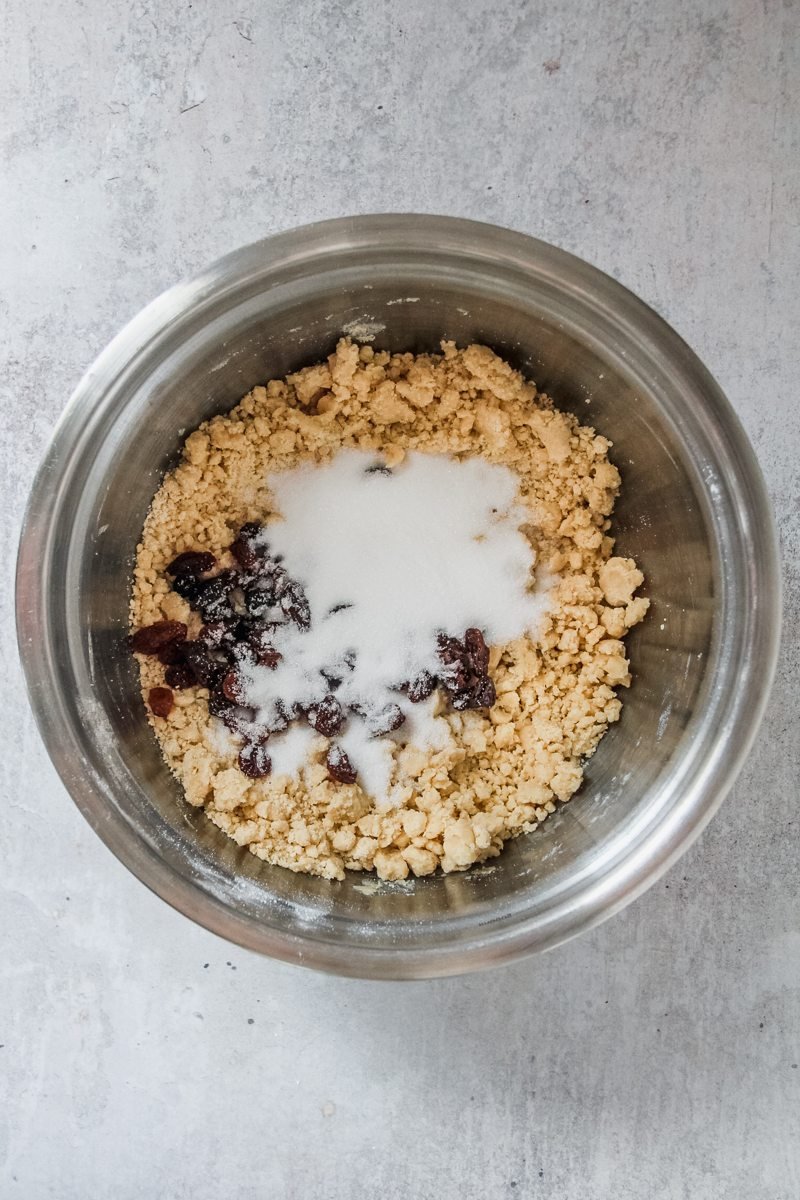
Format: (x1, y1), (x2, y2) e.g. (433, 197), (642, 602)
(130, 522), (497, 785)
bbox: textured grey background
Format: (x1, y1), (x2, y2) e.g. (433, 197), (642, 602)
(1, 1), (798, 1197)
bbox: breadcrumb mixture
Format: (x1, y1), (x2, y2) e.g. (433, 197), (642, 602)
(131, 340), (648, 881)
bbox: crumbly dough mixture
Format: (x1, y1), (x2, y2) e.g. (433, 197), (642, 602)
(131, 340), (648, 881)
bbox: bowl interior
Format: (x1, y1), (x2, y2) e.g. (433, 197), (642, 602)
(50, 239), (718, 959)
(23, 215), (777, 977)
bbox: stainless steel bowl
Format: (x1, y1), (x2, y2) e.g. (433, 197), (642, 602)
(16, 215), (780, 978)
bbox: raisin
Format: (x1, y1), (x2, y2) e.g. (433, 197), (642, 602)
(166, 550), (216, 577)
(257, 646), (281, 669)
(464, 627), (490, 675)
(245, 580), (276, 619)
(231, 522), (267, 569)
(435, 629), (494, 708)
(208, 694), (257, 735)
(157, 639), (188, 666)
(148, 686), (174, 718)
(366, 703), (406, 736)
(437, 633), (469, 690)
(129, 620), (188, 655)
(326, 746), (357, 785)
(222, 670), (248, 704)
(246, 627), (281, 667)
(238, 741), (272, 778)
(441, 660), (469, 693)
(239, 521), (263, 540)
(246, 627), (270, 653)
(470, 676), (496, 708)
(277, 699), (303, 723)
(198, 622), (230, 648)
(230, 537), (258, 571)
(171, 574), (206, 604)
(406, 670), (436, 703)
(194, 572), (239, 622)
(451, 675), (496, 711)
(165, 663), (196, 690)
(272, 568), (290, 600)
(307, 695), (345, 737)
(208, 694), (236, 725)
(182, 642), (229, 690)
(436, 633), (463, 664)
(281, 583), (311, 630)
(208, 693), (231, 718)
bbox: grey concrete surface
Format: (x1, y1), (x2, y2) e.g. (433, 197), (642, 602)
(1, 1), (798, 1197)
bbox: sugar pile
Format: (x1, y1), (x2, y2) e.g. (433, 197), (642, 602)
(241, 449), (552, 803)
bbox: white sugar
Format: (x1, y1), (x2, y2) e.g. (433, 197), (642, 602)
(338, 720), (398, 804)
(268, 722), (320, 781)
(241, 449), (554, 805)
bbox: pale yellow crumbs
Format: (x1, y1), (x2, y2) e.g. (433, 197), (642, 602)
(131, 340), (648, 881)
